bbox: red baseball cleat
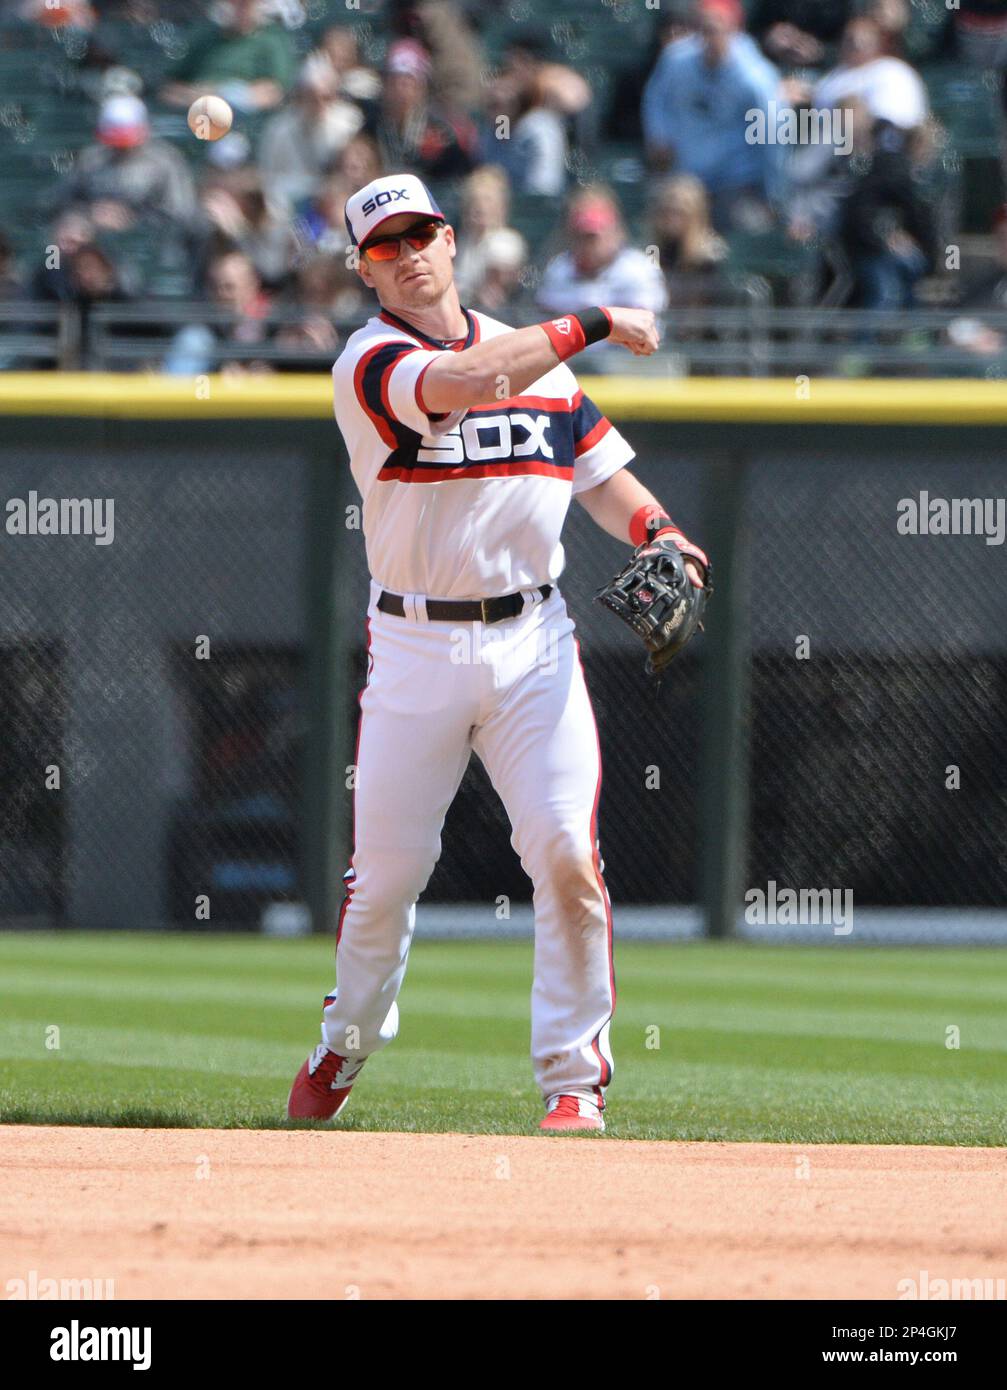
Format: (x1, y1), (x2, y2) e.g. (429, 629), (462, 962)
(539, 1093), (606, 1133)
(286, 1044), (364, 1121)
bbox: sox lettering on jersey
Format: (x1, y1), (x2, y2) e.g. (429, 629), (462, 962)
(335, 309), (634, 589)
(417, 412), (554, 464)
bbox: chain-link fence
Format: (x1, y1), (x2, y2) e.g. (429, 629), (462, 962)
(748, 448), (1007, 908)
(1, 396), (1005, 936)
(0, 423), (310, 929)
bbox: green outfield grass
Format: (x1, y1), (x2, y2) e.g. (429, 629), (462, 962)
(1, 932), (1005, 1144)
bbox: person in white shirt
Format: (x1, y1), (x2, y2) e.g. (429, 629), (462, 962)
(784, 16), (929, 245)
(536, 187), (669, 326)
(452, 165), (527, 303)
(812, 15), (929, 131)
(258, 58), (364, 209)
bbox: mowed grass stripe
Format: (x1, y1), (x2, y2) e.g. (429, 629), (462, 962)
(1, 1010), (1001, 1087)
(3, 1057), (1002, 1144)
(1, 934), (1005, 1143)
(4, 985), (1005, 1060)
(5, 941), (1005, 1012)
(2, 934), (1004, 988)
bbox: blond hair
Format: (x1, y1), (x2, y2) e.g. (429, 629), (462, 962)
(461, 166), (511, 224)
(648, 175), (724, 269)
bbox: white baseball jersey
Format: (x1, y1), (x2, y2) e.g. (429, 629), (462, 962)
(332, 306), (635, 598)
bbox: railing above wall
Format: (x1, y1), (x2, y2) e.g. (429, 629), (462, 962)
(7, 304), (1007, 379)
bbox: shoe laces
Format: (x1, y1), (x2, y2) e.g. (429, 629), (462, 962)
(549, 1094), (594, 1120)
(307, 1045), (347, 1092)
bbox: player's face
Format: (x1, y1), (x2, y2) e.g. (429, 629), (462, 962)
(356, 213), (457, 310)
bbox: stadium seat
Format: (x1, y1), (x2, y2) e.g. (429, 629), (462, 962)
(925, 62), (1002, 159)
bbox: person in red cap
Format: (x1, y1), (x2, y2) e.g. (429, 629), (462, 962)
(364, 38), (478, 180)
(537, 186), (669, 325)
(642, 0), (783, 232)
(54, 95), (198, 236)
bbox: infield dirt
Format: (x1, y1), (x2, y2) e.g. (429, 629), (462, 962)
(2, 1127), (1004, 1299)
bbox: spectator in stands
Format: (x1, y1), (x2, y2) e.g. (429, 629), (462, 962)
(272, 254), (367, 366)
(294, 175), (352, 259)
(55, 95), (199, 235)
(836, 116), (938, 309)
(646, 175), (731, 307)
(465, 229), (528, 314)
(286, 252), (364, 323)
(337, 133), (384, 191)
(258, 59), (365, 209)
(785, 95), (868, 255)
(308, 25), (381, 106)
(364, 39), (477, 181)
(273, 279), (339, 361)
(163, 248), (273, 377)
(942, 0), (1007, 70)
(487, 69), (568, 197)
(452, 166), (527, 302)
(199, 169), (300, 289)
(866, 0), (911, 59)
(812, 16), (929, 134)
(749, 0), (852, 70)
(0, 229), (21, 300)
(947, 205), (1007, 358)
(642, 0), (782, 232)
(608, 4), (694, 142)
(158, 0), (296, 114)
(783, 19), (931, 255)
(21, 0), (96, 28)
(536, 186), (668, 323)
(30, 237), (130, 361)
(496, 31), (593, 137)
(388, 0), (486, 117)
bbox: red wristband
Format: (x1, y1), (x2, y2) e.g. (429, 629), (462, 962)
(540, 315), (587, 360)
(629, 503), (709, 576)
(629, 504), (677, 547)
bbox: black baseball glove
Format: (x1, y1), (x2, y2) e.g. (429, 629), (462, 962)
(594, 536), (712, 676)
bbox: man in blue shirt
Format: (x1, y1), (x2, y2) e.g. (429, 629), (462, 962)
(642, 0), (783, 231)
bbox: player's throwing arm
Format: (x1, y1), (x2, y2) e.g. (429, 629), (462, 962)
(418, 307), (660, 414)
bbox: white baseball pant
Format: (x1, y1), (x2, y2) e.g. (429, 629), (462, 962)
(319, 580), (616, 1106)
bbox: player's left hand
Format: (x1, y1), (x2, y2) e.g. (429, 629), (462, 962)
(595, 536), (713, 677)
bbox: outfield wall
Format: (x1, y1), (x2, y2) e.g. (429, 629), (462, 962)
(1, 375), (1005, 940)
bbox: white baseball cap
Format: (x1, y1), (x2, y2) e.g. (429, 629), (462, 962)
(97, 94), (149, 148)
(344, 173), (445, 250)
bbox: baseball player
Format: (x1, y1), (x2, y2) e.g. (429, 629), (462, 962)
(287, 174), (709, 1133)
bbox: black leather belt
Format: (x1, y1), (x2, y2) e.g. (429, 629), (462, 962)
(378, 585), (552, 625)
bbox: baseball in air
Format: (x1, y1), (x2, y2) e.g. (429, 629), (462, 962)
(187, 96), (233, 141)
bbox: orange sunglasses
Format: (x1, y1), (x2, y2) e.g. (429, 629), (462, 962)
(361, 220), (441, 262)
